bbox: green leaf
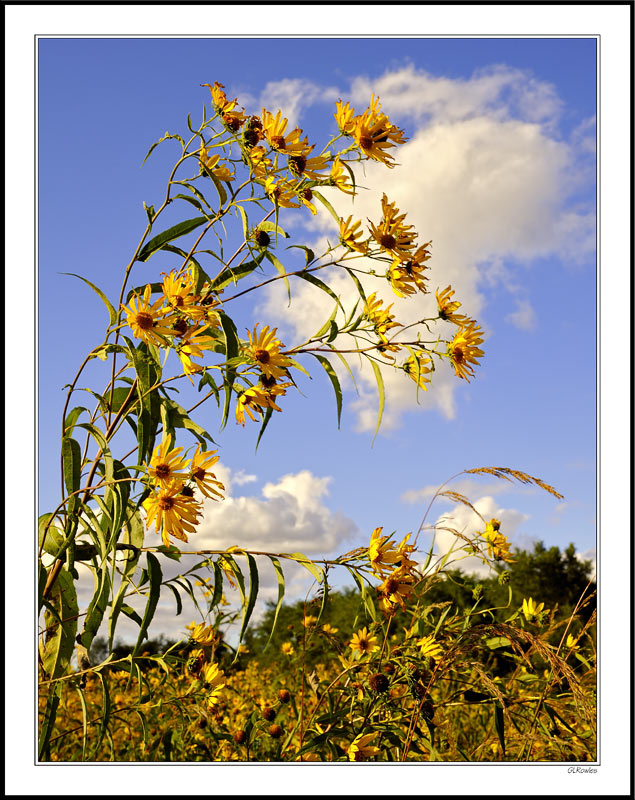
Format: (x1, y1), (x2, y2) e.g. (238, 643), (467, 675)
(38, 684), (62, 761)
(287, 244), (314, 266)
(343, 266), (367, 303)
(210, 257), (263, 293)
(255, 407), (273, 453)
(160, 396), (214, 445)
(237, 554), (259, 649)
(39, 513), (65, 559)
(166, 582), (183, 616)
(39, 567), (78, 680)
(311, 189), (340, 225)
(200, 162), (227, 206)
(136, 217), (208, 262)
(141, 130), (185, 165)
(368, 359), (385, 446)
(210, 560), (224, 610)
(263, 250), (291, 304)
(283, 552), (324, 585)
(295, 270), (344, 312)
(156, 544), (182, 561)
(218, 311), (239, 429)
(61, 273), (117, 327)
(310, 353), (342, 428)
(75, 686), (89, 761)
(132, 553), (162, 656)
(264, 557), (285, 650)
(485, 636), (512, 649)
(494, 704), (506, 755)
(259, 220), (289, 240)
(78, 566), (111, 651)
(62, 406), (89, 437)
(93, 672), (112, 756)
(61, 435), (82, 515)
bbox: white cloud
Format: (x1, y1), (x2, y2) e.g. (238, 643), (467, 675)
(506, 298), (537, 331)
(425, 495), (531, 577)
(239, 78), (340, 129)
(258, 64), (594, 431)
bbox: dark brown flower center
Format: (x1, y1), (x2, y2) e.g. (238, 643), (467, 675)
(172, 318), (189, 336)
(289, 155), (306, 175)
(135, 311), (154, 330)
(181, 485), (195, 498)
(359, 135), (374, 150)
(254, 348), (270, 364)
(453, 346), (464, 363)
(385, 578), (399, 594)
(379, 233), (397, 249)
(301, 188), (313, 201)
(154, 463), (171, 479)
(192, 467), (206, 481)
(158, 496), (175, 511)
(271, 135), (286, 150)
(260, 374), (277, 388)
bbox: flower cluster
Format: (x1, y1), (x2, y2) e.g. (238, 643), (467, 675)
(142, 436), (224, 547)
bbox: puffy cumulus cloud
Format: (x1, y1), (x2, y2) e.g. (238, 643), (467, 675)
(238, 78), (340, 127)
(82, 467), (360, 647)
(400, 476), (525, 506)
(259, 63), (594, 430)
(196, 468), (357, 555)
(426, 495), (531, 577)
(349, 63), (563, 127)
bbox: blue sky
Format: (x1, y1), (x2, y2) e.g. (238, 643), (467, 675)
(38, 36), (597, 630)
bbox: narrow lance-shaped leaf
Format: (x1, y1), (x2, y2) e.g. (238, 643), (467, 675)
(61, 273), (117, 327)
(264, 556), (285, 650)
(136, 217), (208, 262)
(368, 358), (385, 446)
(218, 311), (239, 429)
(237, 554), (259, 649)
(132, 552), (163, 656)
(310, 353), (342, 429)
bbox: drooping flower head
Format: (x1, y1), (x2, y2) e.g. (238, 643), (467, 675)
(175, 323), (216, 382)
(143, 481), (202, 547)
(436, 285), (472, 326)
(416, 634), (442, 659)
(480, 518), (515, 563)
(330, 156), (356, 195)
(447, 320), (485, 381)
(353, 96), (407, 167)
(388, 243), (432, 298)
(189, 445), (225, 500)
(347, 732), (380, 762)
(403, 352), (432, 391)
(334, 99), (357, 135)
(339, 215), (367, 253)
(369, 194), (417, 260)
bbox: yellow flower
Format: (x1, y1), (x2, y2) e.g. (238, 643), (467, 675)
(402, 352), (432, 391)
(436, 285), (472, 326)
(379, 568), (416, 612)
(368, 526), (401, 577)
(143, 481), (202, 547)
(262, 109), (313, 156)
(202, 81), (238, 113)
(303, 615), (318, 628)
(334, 99), (357, 135)
(288, 152), (329, 180)
(263, 176), (301, 209)
(202, 662), (226, 708)
(368, 194), (417, 260)
(388, 243), (432, 298)
(480, 519), (515, 563)
(330, 156), (356, 195)
(565, 633), (579, 651)
(353, 96), (407, 167)
(522, 597), (548, 622)
(322, 623), (339, 635)
(200, 147), (235, 182)
(189, 445), (225, 500)
(122, 284), (175, 347)
(161, 268), (203, 319)
(339, 215), (367, 253)
(281, 641), (295, 656)
(349, 627), (380, 658)
(347, 732), (380, 762)
(365, 292), (401, 341)
(235, 382), (290, 425)
(294, 184), (318, 215)
(146, 435), (190, 488)
(246, 324), (291, 381)
(447, 320), (485, 381)
(248, 145), (273, 180)
(175, 323), (216, 381)
(190, 622), (217, 647)
(416, 634), (442, 659)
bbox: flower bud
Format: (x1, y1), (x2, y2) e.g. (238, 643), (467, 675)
(369, 672), (389, 693)
(262, 706), (276, 721)
(268, 724), (283, 739)
(233, 729), (247, 744)
(278, 688), (291, 703)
